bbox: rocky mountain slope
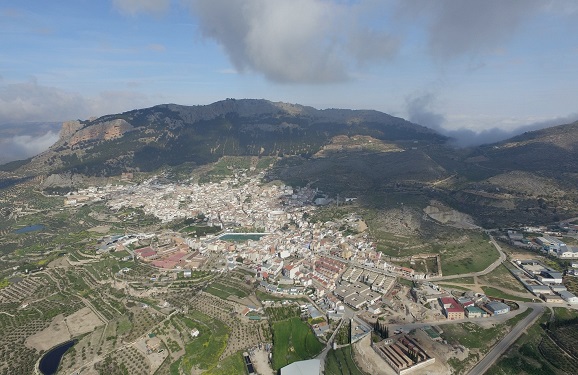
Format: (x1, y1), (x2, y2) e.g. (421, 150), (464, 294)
(11, 99), (445, 177)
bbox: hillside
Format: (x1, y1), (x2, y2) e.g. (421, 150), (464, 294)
(430, 121), (578, 226)
(11, 99), (445, 177)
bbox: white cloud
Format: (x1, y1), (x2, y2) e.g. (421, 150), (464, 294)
(0, 80), (153, 123)
(0, 131), (59, 163)
(0, 79), (87, 122)
(186, 0), (399, 83)
(397, 0), (550, 59)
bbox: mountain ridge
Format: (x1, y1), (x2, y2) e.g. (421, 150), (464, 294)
(11, 98), (446, 177)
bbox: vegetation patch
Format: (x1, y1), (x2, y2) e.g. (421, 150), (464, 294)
(175, 311), (229, 373)
(325, 346), (367, 375)
(479, 264), (528, 294)
(481, 286), (534, 302)
(444, 309), (533, 373)
(271, 317), (324, 370)
(204, 352), (248, 375)
(487, 308), (578, 375)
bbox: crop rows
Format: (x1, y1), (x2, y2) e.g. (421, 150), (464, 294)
(95, 345), (151, 375)
(549, 324), (578, 360)
(538, 336), (578, 373)
(0, 276), (45, 303)
(0, 318), (48, 375)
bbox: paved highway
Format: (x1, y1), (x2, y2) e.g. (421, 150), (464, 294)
(467, 305), (545, 375)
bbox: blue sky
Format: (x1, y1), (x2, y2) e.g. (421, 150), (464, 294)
(1, 0), (578, 144)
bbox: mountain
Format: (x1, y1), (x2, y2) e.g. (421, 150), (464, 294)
(2, 99), (578, 228)
(430, 120), (578, 226)
(9, 99), (446, 176)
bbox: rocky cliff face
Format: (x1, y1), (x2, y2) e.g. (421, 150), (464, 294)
(59, 120), (82, 140)
(63, 119), (134, 146)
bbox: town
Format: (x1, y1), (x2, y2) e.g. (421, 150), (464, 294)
(3, 170), (576, 375)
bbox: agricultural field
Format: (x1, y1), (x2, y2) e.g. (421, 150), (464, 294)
(172, 310), (229, 373)
(438, 234), (499, 276)
(271, 317), (324, 370)
(205, 281), (250, 299)
(325, 346), (368, 375)
(487, 308), (578, 375)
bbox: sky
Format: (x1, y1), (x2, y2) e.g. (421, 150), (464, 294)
(1, 0), (578, 160)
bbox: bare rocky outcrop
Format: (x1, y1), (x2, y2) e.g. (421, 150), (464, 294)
(40, 172), (110, 188)
(59, 120), (82, 140)
(423, 201), (479, 229)
(66, 119), (134, 146)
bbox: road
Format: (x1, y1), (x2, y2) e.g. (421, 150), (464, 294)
(316, 318), (346, 373)
(467, 304), (545, 375)
(388, 303), (534, 333)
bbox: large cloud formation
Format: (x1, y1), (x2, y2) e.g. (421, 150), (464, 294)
(406, 92), (578, 147)
(111, 0), (576, 83)
(185, 0), (398, 83)
(0, 80), (152, 162)
(0, 80), (151, 123)
(398, 0), (544, 59)
(0, 131), (59, 164)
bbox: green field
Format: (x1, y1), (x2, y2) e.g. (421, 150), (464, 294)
(325, 347), (367, 375)
(271, 317), (324, 370)
(437, 283), (471, 291)
(444, 277), (475, 284)
(481, 286), (534, 302)
(205, 282), (249, 299)
(172, 311), (229, 373)
(204, 352), (248, 375)
(440, 234), (499, 276)
(480, 264), (527, 293)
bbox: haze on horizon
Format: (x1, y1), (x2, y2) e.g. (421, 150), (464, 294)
(1, 0), (578, 161)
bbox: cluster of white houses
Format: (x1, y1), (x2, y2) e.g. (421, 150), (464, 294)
(333, 266), (396, 309)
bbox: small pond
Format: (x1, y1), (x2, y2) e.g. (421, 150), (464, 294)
(14, 224), (45, 234)
(218, 233), (267, 242)
(39, 340), (76, 375)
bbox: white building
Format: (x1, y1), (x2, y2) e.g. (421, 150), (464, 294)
(557, 245), (578, 259)
(559, 291), (578, 304)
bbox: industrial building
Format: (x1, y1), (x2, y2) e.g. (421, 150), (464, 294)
(439, 297), (465, 320)
(558, 291), (578, 304)
(485, 301), (510, 315)
(280, 359), (321, 375)
(372, 335), (435, 374)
